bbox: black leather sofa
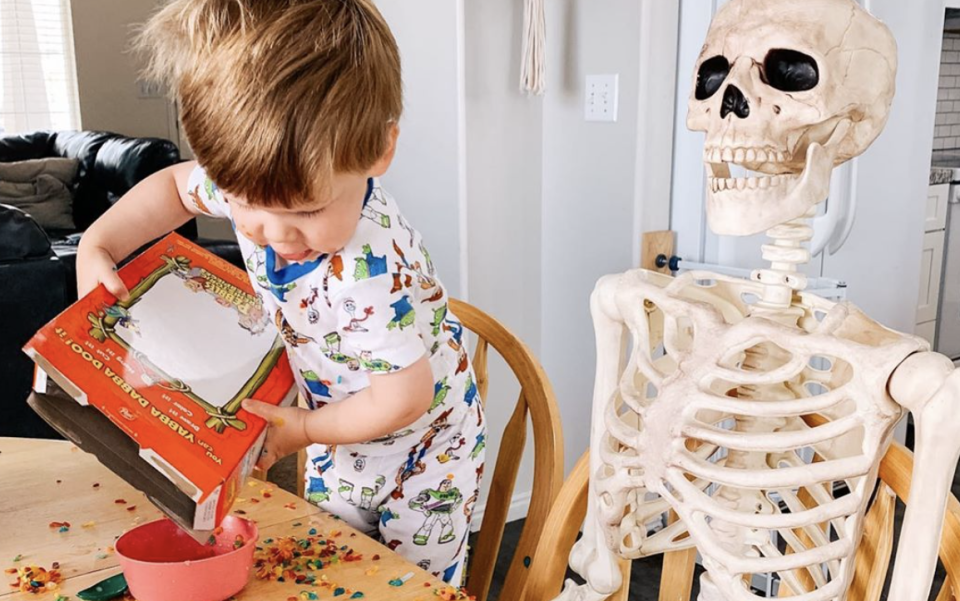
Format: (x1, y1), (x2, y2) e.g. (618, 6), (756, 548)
(0, 130), (241, 438)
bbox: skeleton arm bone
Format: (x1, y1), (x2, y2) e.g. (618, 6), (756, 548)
(887, 351), (960, 600)
(555, 275), (630, 601)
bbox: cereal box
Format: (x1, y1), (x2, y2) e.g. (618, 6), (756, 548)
(23, 233), (295, 535)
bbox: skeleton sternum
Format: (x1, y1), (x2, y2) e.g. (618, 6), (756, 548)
(708, 307), (802, 557)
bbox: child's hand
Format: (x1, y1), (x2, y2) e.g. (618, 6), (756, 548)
(77, 244), (130, 301)
(242, 399), (312, 471)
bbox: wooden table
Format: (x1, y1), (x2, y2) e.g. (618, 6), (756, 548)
(0, 438), (440, 600)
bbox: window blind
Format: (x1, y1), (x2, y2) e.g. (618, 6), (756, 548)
(0, 0), (81, 135)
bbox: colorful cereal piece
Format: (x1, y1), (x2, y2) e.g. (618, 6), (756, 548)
(389, 572), (414, 587)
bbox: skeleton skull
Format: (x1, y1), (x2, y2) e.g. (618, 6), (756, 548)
(687, 0), (897, 236)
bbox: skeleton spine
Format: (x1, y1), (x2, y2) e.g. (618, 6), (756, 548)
(751, 208), (816, 312)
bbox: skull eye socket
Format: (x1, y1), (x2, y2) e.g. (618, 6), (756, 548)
(695, 55), (730, 101)
(763, 49), (819, 93)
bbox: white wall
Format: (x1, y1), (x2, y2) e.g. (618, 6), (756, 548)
(540, 0), (644, 473)
(376, 0), (466, 298)
(71, 0), (174, 139)
(463, 0), (677, 501)
(463, 0), (545, 516)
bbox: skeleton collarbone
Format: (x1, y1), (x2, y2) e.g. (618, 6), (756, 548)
(596, 267), (923, 598)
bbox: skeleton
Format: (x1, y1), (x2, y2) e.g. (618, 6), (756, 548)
(554, 1), (960, 600)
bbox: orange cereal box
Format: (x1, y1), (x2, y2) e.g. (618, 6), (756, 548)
(23, 233), (295, 535)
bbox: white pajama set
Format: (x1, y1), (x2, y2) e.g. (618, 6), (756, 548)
(187, 166), (486, 584)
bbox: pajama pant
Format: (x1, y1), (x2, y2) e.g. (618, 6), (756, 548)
(303, 402), (486, 584)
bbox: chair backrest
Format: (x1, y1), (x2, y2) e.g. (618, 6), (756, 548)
(446, 298), (565, 601)
(525, 442), (960, 601)
(293, 298), (565, 601)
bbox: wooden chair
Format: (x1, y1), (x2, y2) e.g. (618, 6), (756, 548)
(288, 298), (565, 601)
(524, 441), (960, 601)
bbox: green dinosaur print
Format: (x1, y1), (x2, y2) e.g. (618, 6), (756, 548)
(359, 351), (397, 373)
(430, 377), (451, 412)
(430, 304), (448, 336)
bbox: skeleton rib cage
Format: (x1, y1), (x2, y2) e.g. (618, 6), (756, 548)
(593, 269), (923, 600)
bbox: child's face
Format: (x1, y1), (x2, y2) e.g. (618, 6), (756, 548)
(225, 125), (399, 263)
(225, 173), (369, 263)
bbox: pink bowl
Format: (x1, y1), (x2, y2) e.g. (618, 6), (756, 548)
(115, 517), (258, 601)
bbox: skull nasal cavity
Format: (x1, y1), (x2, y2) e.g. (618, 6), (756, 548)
(721, 85), (750, 119)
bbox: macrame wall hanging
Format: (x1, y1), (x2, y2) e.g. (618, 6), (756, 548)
(520, 0), (546, 95)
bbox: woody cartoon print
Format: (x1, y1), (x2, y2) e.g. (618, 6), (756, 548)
(186, 167), (485, 584)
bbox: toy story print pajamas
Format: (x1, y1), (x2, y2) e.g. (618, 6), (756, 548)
(187, 166), (486, 584)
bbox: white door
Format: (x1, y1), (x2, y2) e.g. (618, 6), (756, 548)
(918, 230), (946, 324)
(927, 183), (950, 232)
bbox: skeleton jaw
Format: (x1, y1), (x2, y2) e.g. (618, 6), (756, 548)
(703, 119), (853, 237)
(705, 140), (836, 236)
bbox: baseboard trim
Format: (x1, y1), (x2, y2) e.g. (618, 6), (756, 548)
(471, 490), (531, 532)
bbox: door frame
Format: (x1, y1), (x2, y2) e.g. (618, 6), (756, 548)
(632, 1), (682, 265)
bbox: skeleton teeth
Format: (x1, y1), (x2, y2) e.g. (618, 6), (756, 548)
(706, 173), (797, 193)
(704, 146), (794, 166)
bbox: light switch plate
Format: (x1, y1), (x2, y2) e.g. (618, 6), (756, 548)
(585, 74), (619, 122)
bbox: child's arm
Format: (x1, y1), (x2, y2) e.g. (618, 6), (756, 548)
(243, 355), (434, 469)
(77, 160), (202, 299)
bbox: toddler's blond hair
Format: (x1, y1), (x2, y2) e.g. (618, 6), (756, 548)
(139, 0), (402, 207)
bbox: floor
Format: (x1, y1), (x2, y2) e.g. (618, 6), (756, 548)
(470, 520), (704, 601)
(268, 439), (956, 601)
(478, 510), (950, 601)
